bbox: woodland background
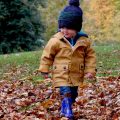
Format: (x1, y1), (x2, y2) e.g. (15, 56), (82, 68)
(0, 0), (120, 54)
(41, 0), (120, 43)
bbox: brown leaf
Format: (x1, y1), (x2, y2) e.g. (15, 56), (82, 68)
(41, 99), (54, 109)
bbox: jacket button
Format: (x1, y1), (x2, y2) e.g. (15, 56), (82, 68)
(63, 66), (66, 70)
(54, 66), (56, 69)
(81, 65), (84, 69)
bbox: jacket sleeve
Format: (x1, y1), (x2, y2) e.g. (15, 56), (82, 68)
(84, 41), (96, 75)
(38, 38), (59, 73)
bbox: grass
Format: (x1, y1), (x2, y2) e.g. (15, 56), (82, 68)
(0, 43), (120, 81)
(94, 43), (120, 76)
(0, 51), (42, 66)
(0, 51), (43, 80)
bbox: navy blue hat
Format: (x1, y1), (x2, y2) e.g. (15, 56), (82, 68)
(58, 0), (83, 31)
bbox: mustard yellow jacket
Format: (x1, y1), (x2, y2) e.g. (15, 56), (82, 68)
(38, 32), (96, 87)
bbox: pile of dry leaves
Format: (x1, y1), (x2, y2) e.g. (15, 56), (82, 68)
(0, 76), (120, 120)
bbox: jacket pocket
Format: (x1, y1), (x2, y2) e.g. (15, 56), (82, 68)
(69, 63), (84, 73)
(53, 64), (69, 72)
(52, 64), (69, 83)
(69, 63), (84, 85)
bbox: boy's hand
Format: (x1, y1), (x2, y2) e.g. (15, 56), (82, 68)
(41, 72), (49, 79)
(84, 73), (94, 79)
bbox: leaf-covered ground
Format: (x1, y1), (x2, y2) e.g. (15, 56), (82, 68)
(0, 44), (120, 119)
(0, 67), (120, 120)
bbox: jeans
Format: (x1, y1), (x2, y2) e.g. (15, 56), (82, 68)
(60, 86), (78, 103)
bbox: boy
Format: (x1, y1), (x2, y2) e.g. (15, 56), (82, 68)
(38, 0), (96, 119)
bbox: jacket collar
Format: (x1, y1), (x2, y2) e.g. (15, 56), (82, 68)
(53, 32), (88, 48)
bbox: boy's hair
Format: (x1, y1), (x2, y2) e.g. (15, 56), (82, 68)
(58, 0), (83, 31)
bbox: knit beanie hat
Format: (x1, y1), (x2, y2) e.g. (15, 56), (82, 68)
(58, 0), (83, 31)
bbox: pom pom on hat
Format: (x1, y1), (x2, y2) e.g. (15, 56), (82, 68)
(69, 0), (80, 6)
(58, 0), (83, 31)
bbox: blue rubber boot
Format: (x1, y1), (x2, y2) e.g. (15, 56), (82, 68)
(64, 97), (74, 119)
(60, 98), (66, 117)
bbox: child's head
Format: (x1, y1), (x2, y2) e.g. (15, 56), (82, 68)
(58, 0), (83, 33)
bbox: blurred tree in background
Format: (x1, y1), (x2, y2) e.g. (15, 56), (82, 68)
(0, 0), (46, 54)
(0, 0), (120, 54)
(39, 0), (67, 41)
(41, 0), (120, 42)
(114, 0), (120, 10)
(83, 0), (115, 42)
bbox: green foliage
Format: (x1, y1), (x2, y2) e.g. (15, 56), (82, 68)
(0, 0), (46, 54)
(114, 0), (120, 10)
